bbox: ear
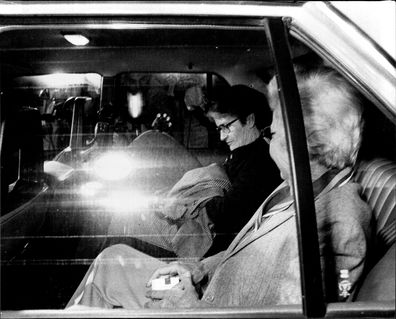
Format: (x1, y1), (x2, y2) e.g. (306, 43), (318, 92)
(246, 113), (256, 128)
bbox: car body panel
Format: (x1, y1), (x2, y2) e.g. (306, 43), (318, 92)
(290, 1), (396, 121)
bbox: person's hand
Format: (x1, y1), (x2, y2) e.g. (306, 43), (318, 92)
(146, 262), (193, 287)
(151, 113), (172, 132)
(145, 272), (200, 308)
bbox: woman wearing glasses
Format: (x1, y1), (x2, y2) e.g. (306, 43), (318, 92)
(102, 85), (279, 258)
(204, 85), (280, 252)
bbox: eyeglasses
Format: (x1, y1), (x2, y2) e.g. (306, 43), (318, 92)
(263, 126), (274, 144)
(215, 118), (239, 134)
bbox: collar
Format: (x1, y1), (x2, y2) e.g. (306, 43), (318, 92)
(254, 167), (353, 230)
(268, 167), (352, 206)
(226, 136), (265, 161)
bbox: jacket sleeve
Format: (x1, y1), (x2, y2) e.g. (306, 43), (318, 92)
(182, 251), (225, 284)
(316, 184), (372, 302)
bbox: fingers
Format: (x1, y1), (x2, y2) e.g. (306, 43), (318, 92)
(146, 265), (177, 287)
(146, 289), (166, 300)
(145, 272), (197, 309)
(145, 285), (183, 303)
(146, 274), (190, 300)
(154, 272), (191, 291)
(179, 271), (192, 286)
(146, 263), (187, 287)
(144, 299), (172, 309)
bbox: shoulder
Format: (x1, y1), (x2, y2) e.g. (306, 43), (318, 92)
(316, 182), (372, 228)
(230, 139), (273, 170)
(243, 138), (276, 167)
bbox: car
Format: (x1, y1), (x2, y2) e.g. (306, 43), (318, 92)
(0, 1), (395, 318)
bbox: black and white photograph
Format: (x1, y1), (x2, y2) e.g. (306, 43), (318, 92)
(0, 1), (395, 318)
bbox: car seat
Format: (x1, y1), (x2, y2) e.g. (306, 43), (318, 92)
(1, 107), (44, 215)
(352, 158), (396, 301)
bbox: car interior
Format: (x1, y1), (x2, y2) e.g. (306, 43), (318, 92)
(0, 9), (395, 317)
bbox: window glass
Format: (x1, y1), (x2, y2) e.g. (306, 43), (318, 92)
(1, 68), (239, 310)
(111, 72), (227, 151)
(8, 73), (102, 159)
(0, 17), (292, 312)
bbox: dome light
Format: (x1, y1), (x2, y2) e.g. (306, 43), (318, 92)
(63, 34), (89, 46)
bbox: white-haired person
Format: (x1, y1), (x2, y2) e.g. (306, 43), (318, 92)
(66, 66), (371, 309)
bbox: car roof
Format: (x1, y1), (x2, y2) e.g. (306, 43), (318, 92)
(331, 1), (395, 58)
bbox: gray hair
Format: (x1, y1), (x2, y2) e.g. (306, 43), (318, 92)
(266, 67), (363, 170)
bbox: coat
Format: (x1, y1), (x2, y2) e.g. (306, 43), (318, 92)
(205, 137), (281, 239)
(195, 168), (372, 306)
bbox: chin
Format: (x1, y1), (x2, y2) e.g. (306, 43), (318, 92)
(228, 144), (236, 151)
(279, 171), (288, 182)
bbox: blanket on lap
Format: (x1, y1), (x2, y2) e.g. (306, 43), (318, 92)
(159, 163), (231, 257)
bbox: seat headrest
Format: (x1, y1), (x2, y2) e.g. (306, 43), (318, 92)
(354, 158), (396, 254)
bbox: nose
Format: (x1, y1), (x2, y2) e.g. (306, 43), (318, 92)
(220, 130), (227, 141)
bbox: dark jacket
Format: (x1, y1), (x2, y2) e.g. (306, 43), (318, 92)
(205, 137), (280, 251)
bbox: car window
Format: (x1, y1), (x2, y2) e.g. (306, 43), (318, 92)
(1, 20), (282, 313)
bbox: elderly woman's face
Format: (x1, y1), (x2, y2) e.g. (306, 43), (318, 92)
(269, 110), (290, 181)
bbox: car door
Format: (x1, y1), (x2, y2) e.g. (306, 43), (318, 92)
(0, 1), (395, 318)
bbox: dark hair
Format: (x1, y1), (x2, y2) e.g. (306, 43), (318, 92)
(208, 84), (270, 129)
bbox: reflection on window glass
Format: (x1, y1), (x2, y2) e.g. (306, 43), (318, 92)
(1, 71), (235, 310)
(111, 72), (227, 150)
(8, 73), (102, 160)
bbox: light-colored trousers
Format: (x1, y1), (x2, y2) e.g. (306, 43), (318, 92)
(66, 244), (165, 309)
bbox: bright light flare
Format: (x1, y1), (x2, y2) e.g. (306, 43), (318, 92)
(93, 152), (133, 181)
(80, 181), (103, 197)
(99, 191), (153, 213)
